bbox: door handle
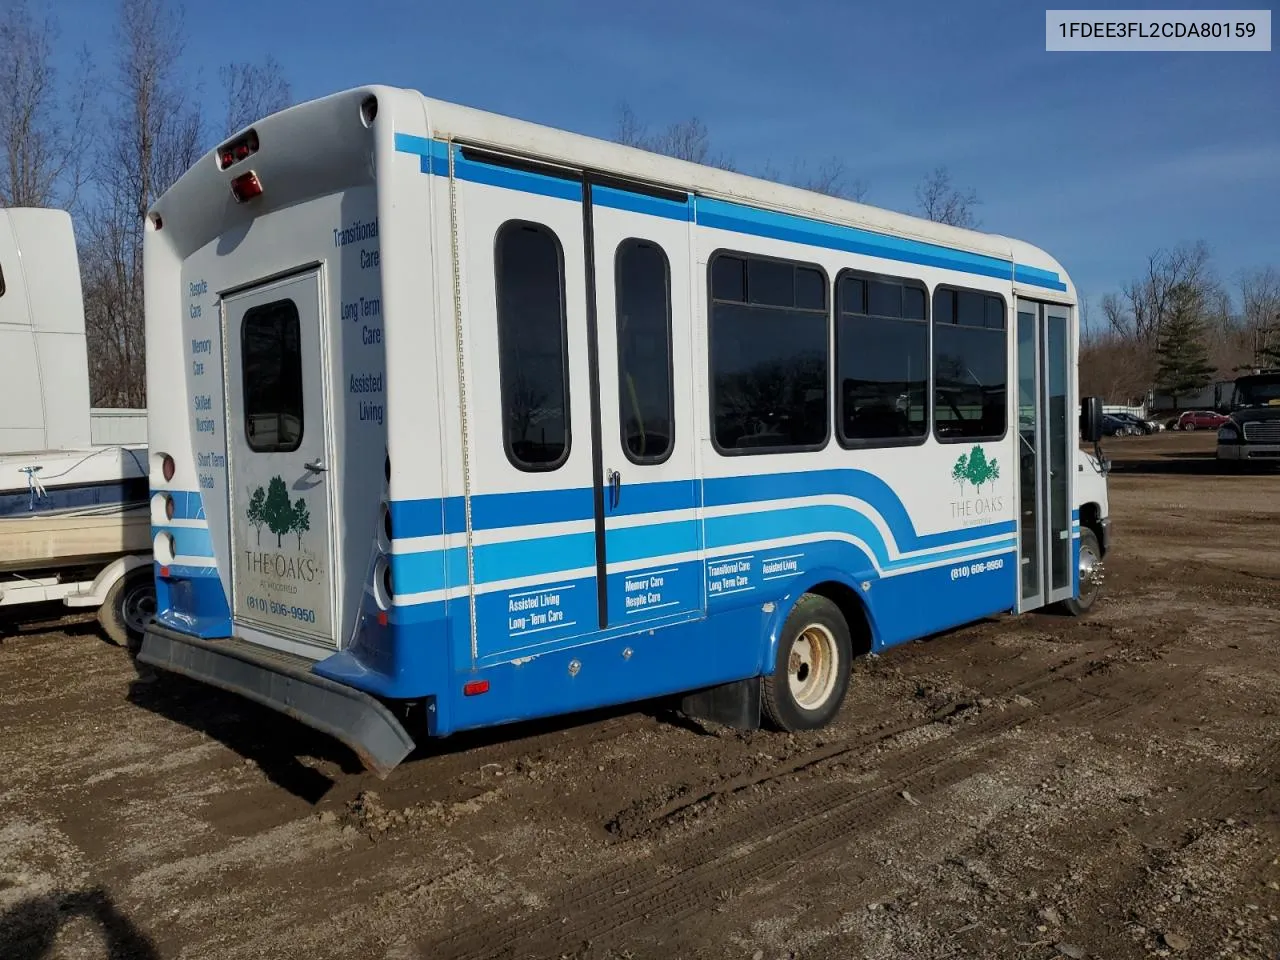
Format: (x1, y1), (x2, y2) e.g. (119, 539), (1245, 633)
(304, 458), (327, 474)
(608, 469), (621, 509)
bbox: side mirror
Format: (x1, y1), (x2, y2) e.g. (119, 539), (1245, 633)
(1080, 396), (1104, 443)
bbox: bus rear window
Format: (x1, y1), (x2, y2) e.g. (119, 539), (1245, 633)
(242, 299), (304, 452)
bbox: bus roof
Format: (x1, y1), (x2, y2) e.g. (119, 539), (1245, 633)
(421, 90), (1074, 298)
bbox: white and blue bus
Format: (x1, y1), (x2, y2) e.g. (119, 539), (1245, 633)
(140, 86), (1111, 776)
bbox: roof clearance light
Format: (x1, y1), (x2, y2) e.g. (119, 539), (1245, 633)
(217, 128), (259, 170)
(231, 171), (263, 203)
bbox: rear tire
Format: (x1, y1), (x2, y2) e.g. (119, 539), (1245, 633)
(1056, 528), (1103, 617)
(762, 594), (853, 732)
(98, 567), (156, 650)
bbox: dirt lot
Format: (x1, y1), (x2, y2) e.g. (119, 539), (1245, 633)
(2, 431), (1277, 960)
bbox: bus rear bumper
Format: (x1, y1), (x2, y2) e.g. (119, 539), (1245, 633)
(137, 623), (416, 777)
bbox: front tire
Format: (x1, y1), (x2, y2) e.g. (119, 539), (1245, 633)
(1056, 528), (1103, 617)
(98, 567), (156, 650)
(762, 594), (853, 732)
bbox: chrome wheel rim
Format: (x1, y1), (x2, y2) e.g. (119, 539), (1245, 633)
(787, 624), (839, 710)
(1078, 542), (1103, 606)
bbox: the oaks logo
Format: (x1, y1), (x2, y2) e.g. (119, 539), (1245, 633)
(950, 445), (1005, 520)
(950, 445), (1001, 495)
(245, 475), (312, 549)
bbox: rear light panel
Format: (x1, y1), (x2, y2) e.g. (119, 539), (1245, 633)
(217, 128), (260, 170)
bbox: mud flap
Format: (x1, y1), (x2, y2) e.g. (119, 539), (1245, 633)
(680, 676), (762, 731)
(137, 624), (416, 777)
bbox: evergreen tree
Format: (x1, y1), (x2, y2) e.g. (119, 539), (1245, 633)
(263, 476), (293, 548)
(1154, 283), (1215, 406)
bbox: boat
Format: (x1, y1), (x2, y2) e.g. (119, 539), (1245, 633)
(0, 445), (150, 574)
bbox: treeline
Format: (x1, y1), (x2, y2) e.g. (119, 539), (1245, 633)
(1080, 242), (1280, 407)
(0, 0), (291, 406)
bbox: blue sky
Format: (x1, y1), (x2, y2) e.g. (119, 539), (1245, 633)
(50, 0), (1280, 315)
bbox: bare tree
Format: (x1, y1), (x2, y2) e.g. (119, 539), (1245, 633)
(0, 1), (94, 208)
(1239, 266), (1280, 367)
(220, 55), (292, 138)
(612, 102), (874, 200)
(914, 166), (980, 228)
(760, 156), (868, 202)
(81, 0), (205, 406)
(613, 101), (736, 170)
(1107, 241), (1216, 346)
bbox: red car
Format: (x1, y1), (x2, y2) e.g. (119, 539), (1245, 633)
(1176, 409), (1230, 431)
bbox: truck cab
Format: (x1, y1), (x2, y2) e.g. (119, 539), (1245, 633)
(1216, 370), (1280, 467)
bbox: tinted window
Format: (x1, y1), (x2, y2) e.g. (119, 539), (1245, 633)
(709, 253), (829, 452)
(495, 221), (570, 469)
(616, 239), (673, 463)
(933, 287), (1007, 441)
(242, 299), (303, 452)
(836, 271), (928, 444)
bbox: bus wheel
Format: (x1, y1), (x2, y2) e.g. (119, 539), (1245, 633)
(762, 594), (853, 732)
(1056, 528), (1103, 617)
(99, 567), (156, 650)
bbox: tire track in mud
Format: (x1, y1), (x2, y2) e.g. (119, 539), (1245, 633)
(428, 646), (1155, 959)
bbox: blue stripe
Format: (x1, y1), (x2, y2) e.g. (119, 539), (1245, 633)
(392, 133), (1067, 294)
(391, 470), (1011, 550)
(594, 184), (692, 222)
(696, 197), (1015, 283)
(703, 470), (1013, 551)
(391, 133), (1070, 295)
(1015, 264), (1069, 291)
(154, 524), (214, 557)
(454, 150), (582, 203)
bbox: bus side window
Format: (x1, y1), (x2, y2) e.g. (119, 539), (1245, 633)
(494, 220), (571, 471)
(615, 239), (674, 464)
(708, 252), (830, 454)
(835, 270), (929, 446)
(932, 286), (1008, 442)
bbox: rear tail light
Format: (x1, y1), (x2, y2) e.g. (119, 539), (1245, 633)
(230, 171), (263, 203)
(165, 495), (175, 520)
(161, 454), (175, 482)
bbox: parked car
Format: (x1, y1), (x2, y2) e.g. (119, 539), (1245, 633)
(1176, 409), (1231, 431)
(1109, 412), (1160, 434)
(1102, 414), (1138, 436)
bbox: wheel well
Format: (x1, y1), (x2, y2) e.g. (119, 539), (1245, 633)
(805, 581), (874, 657)
(1080, 502), (1106, 556)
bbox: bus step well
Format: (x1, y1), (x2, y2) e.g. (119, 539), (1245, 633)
(137, 624), (416, 777)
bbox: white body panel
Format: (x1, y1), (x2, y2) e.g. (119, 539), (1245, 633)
(0, 208), (93, 454)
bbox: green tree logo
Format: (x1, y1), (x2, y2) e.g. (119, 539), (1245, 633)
(292, 497), (310, 549)
(246, 486), (266, 545)
(952, 445), (1001, 495)
(951, 451), (969, 494)
(246, 475), (312, 550)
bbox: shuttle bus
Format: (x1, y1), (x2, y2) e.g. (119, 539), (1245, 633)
(140, 86), (1111, 776)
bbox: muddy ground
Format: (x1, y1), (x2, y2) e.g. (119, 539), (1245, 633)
(1, 431), (1277, 960)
